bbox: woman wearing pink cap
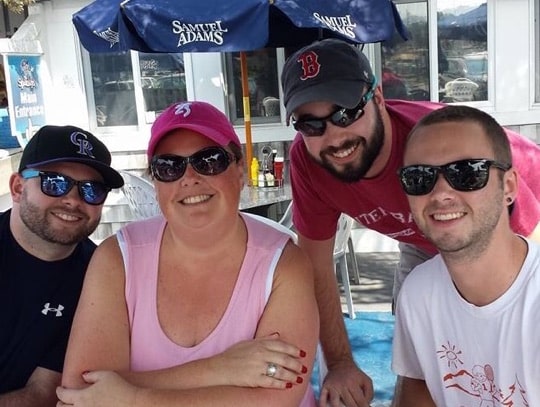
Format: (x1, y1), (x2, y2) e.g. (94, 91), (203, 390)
(59, 101), (319, 406)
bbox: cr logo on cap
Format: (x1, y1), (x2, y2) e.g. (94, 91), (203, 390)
(70, 131), (95, 158)
(297, 51), (321, 80)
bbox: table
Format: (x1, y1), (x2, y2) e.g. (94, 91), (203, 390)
(239, 184), (292, 221)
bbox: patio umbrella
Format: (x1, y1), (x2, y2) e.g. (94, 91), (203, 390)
(73, 0), (408, 167)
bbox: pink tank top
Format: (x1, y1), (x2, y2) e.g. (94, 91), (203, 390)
(118, 213), (316, 406)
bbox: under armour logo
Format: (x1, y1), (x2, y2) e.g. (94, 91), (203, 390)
(70, 132), (96, 159)
(174, 102), (192, 118)
(297, 51), (321, 80)
(41, 302), (64, 317)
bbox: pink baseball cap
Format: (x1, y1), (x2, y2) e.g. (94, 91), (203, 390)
(147, 101), (241, 159)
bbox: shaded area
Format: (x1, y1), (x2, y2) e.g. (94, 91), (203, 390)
(339, 252), (398, 312)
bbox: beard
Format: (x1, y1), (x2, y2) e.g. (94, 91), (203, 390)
(317, 104), (385, 183)
(425, 188), (505, 262)
(19, 189), (100, 246)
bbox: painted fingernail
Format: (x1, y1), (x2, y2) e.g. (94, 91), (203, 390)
(286, 382), (293, 389)
(296, 376), (303, 384)
(301, 365), (308, 374)
(299, 350), (306, 357)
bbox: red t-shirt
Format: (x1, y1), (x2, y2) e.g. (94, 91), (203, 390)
(290, 100), (540, 255)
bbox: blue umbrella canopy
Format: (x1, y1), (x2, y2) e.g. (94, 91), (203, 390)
(73, 0), (408, 54)
(72, 0), (408, 167)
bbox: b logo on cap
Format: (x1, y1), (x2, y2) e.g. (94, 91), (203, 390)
(297, 51), (321, 80)
(174, 102), (192, 117)
(70, 132), (95, 158)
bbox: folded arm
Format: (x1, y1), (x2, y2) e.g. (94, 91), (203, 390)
(0, 367), (60, 407)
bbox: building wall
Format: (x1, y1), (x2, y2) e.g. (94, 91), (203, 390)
(13, 0), (540, 152)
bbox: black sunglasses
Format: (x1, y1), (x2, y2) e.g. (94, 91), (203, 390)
(398, 159), (511, 196)
(21, 170), (111, 205)
(291, 77), (377, 137)
(150, 146), (236, 182)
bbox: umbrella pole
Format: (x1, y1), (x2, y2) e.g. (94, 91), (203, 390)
(240, 52), (253, 177)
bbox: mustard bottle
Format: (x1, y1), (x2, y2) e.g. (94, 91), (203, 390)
(250, 157), (259, 187)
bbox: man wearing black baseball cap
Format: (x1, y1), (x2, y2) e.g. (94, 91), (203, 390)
(0, 125), (123, 405)
(281, 38), (540, 406)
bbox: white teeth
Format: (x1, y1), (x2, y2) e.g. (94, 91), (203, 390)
(182, 194), (211, 205)
(54, 212), (79, 221)
(432, 212), (464, 221)
(332, 145), (356, 159)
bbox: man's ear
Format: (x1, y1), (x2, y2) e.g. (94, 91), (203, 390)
(373, 85), (385, 107)
(503, 167), (518, 206)
(9, 172), (24, 203)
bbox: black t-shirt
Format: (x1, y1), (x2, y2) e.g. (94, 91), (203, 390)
(0, 210), (96, 393)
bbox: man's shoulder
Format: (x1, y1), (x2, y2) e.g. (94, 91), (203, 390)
(401, 255), (445, 291)
(385, 99), (444, 126)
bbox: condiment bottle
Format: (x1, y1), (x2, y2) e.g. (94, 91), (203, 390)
(258, 171), (266, 188)
(250, 157), (259, 187)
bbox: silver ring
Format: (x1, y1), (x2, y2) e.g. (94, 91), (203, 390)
(266, 362), (278, 377)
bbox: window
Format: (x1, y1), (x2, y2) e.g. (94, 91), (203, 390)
(87, 52), (186, 128)
(381, 2), (430, 101)
(138, 53), (186, 114)
(536, 0), (540, 103)
(437, 0), (488, 102)
(225, 49), (280, 125)
(89, 52), (137, 127)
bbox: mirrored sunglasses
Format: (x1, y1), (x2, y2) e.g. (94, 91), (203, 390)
(150, 146), (235, 182)
(291, 77), (377, 137)
(21, 170), (111, 205)
(398, 158), (511, 196)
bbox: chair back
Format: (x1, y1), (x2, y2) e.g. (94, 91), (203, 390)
(334, 214), (354, 257)
(120, 170), (161, 220)
(444, 78), (479, 102)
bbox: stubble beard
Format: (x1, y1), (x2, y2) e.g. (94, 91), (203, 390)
(427, 188), (505, 263)
(19, 189), (100, 246)
(317, 105), (385, 183)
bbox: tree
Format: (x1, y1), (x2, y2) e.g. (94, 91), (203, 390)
(2, 0), (35, 14)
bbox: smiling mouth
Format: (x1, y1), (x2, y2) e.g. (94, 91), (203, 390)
(328, 141), (360, 160)
(181, 194), (212, 205)
(432, 212), (465, 221)
(52, 211), (82, 222)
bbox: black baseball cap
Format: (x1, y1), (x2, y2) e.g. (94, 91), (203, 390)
(281, 39), (375, 118)
(18, 125), (124, 188)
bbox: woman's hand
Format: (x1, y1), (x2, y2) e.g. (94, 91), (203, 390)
(211, 333), (309, 389)
(57, 371), (137, 407)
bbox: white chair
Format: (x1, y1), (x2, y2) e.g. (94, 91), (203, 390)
(334, 214), (357, 319)
(262, 96), (280, 116)
(279, 202), (359, 319)
(444, 77), (479, 102)
(119, 170), (161, 220)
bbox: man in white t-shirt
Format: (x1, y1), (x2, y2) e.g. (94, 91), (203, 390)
(392, 105), (540, 406)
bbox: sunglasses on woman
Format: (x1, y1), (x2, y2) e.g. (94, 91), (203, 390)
(150, 146), (236, 182)
(291, 77), (377, 137)
(398, 158), (511, 196)
(21, 170), (111, 205)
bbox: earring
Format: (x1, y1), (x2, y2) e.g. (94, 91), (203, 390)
(506, 197), (513, 204)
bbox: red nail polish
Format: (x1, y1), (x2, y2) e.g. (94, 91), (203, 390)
(301, 365), (308, 374)
(299, 350), (306, 357)
(296, 376), (303, 384)
(286, 382), (293, 389)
